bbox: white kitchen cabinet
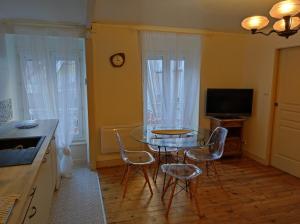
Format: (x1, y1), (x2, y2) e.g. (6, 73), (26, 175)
(22, 145), (55, 224)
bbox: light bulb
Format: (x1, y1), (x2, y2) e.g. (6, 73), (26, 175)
(241, 16), (269, 30)
(273, 16), (300, 31)
(270, 0), (300, 19)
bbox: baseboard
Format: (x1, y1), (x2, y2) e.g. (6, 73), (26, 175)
(244, 150), (269, 165)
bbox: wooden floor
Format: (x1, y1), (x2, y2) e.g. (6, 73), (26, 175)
(98, 158), (300, 224)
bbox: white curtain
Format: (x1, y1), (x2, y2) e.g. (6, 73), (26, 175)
(141, 31), (201, 130)
(15, 33), (82, 178)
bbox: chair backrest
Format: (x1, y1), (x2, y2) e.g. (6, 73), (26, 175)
(207, 127), (228, 159)
(113, 129), (128, 163)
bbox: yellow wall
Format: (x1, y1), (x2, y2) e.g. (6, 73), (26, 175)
(200, 34), (246, 128)
(87, 23), (251, 167)
(87, 22), (300, 168)
(87, 24), (143, 168)
(241, 35), (300, 164)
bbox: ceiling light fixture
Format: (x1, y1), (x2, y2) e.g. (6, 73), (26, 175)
(241, 0), (300, 38)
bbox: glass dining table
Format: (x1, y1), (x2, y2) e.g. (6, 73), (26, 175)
(130, 126), (211, 150)
(130, 126), (211, 191)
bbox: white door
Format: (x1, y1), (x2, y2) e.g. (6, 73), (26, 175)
(271, 47), (300, 178)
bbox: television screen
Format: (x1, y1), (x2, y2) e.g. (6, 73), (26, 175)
(206, 88), (253, 117)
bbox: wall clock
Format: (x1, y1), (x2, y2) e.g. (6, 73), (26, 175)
(110, 53), (125, 67)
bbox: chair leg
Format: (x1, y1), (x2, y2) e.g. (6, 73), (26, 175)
(120, 164), (128, 184)
(191, 178), (201, 216)
(152, 155), (157, 178)
(166, 178), (178, 215)
(122, 165), (131, 198)
(211, 160), (224, 189)
(189, 180), (193, 199)
(185, 180), (189, 192)
(162, 172), (167, 192)
(151, 153), (157, 176)
(161, 176), (173, 200)
(153, 155), (161, 183)
(142, 166), (153, 195)
(205, 161), (209, 176)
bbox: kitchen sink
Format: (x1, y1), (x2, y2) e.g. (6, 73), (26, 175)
(0, 136), (46, 167)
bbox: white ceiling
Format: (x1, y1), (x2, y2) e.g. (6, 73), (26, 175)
(0, 0), (88, 25)
(92, 0), (280, 32)
(0, 0), (282, 32)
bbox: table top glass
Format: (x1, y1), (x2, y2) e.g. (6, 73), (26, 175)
(130, 126), (211, 149)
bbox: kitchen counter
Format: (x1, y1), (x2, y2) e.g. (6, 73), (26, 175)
(0, 119), (58, 224)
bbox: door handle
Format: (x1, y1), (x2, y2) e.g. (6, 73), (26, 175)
(29, 187), (37, 197)
(29, 206), (37, 219)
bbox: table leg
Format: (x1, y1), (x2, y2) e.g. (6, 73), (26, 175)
(162, 146), (167, 192)
(183, 149), (188, 163)
(153, 146), (161, 183)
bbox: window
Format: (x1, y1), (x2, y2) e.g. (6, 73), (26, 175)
(23, 58), (52, 118)
(170, 59), (185, 126)
(145, 59), (163, 125)
(145, 58), (186, 127)
(141, 31), (201, 130)
(56, 58), (84, 140)
(22, 53), (85, 141)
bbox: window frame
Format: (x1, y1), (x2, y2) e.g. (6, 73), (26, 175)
(53, 51), (86, 141)
(19, 50), (86, 142)
(144, 56), (187, 127)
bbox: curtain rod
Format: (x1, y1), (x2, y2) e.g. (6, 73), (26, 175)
(1, 19), (88, 31)
(91, 22), (247, 37)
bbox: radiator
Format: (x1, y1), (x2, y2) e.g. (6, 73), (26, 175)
(100, 124), (143, 154)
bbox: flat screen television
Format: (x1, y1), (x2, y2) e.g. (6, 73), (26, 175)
(206, 88), (254, 118)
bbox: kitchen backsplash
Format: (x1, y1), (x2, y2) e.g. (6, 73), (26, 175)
(0, 98), (13, 122)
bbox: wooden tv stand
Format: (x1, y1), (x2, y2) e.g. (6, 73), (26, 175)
(209, 117), (246, 157)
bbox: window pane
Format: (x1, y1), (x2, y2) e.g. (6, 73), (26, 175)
(170, 59), (185, 126)
(146, 59), (163, 125)
(56, 59), (83, 139)
(141, 32), (200, 130)
(145, 58), (189, 127)
(24, 59), (51, 118)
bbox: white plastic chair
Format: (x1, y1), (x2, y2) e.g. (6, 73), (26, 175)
(186, 127), (228, 187)
(114, 129), (155, 198)
(160, 163), (203, 215)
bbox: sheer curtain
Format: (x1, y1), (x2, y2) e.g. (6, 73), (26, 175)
(15, 32), (82, 178)
(141, 31), (201, 130)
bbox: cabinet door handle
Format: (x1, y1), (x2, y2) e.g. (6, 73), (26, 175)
(29, 206), (37, 219)
(29, 187), (37, 197)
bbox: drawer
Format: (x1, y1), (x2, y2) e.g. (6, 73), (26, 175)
(223, 139), (242, 155)
(219, 120), (244, 127)
(18, 186), (36, 224)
